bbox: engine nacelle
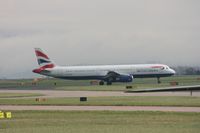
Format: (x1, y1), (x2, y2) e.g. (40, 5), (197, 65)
(115, 75), (134, 82)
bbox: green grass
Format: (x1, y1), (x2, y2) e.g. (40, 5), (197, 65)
(0, 96), (200, 107)
(0, 93), (43, 98)
(0, 111), (200, 133)
(1, 75), (200, 91)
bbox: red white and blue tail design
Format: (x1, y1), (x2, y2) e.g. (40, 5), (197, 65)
(35, 48), (53, 66)
(33, 48), (55, 73)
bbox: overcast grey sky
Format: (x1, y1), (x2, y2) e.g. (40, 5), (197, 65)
(0, 0), (200, 78)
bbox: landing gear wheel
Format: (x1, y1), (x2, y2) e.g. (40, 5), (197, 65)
(157, 77), (161, 84)
(107, 81), (112, 85)
(99, 81), (104, 85)
(106, 77), (113, 85)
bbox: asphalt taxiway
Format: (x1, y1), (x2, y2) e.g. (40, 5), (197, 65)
(0, 89), (200, 98)
(1, 105), (200, 112)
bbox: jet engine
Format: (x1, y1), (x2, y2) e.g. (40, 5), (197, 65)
(115, 75), (134, 82)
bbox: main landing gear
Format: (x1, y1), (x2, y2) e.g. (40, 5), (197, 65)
(99, 80), (112, 85)
(157, 77), (161, 84)
(106, 81), (112, 85)
(99, 81), (104, 85)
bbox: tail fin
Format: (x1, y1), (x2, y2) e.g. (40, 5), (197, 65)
(34, 48), (55, 68)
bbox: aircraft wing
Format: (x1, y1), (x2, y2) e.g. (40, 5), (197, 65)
(126, 85), (200, 93)
(104, 71), (121, 79)
(103, 71), (133, 82)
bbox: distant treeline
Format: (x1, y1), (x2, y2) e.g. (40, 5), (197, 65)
(172, 66), (200, 75)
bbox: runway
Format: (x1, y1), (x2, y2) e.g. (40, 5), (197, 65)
(0, 89), (200, 98)
(1, 105), (200, 112)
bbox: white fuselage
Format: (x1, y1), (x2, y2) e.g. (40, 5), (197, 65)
(41, 64), (175, 80)
(33, 48), (176, 84)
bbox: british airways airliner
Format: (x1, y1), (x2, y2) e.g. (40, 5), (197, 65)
(33, 48), (175, 85)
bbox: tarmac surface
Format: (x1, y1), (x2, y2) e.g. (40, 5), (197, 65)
(1, 105), (200, 112)
(0, 89), (200, 98)
(1, 89), (200, 112)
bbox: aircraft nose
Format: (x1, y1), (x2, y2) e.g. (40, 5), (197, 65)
(170, 69), (176, 75)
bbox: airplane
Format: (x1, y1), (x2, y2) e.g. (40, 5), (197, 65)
(33, 48), (176, 85)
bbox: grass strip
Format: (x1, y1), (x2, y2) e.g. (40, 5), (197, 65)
(0, 111), (200, 133)
(0, 96), (200, 107)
